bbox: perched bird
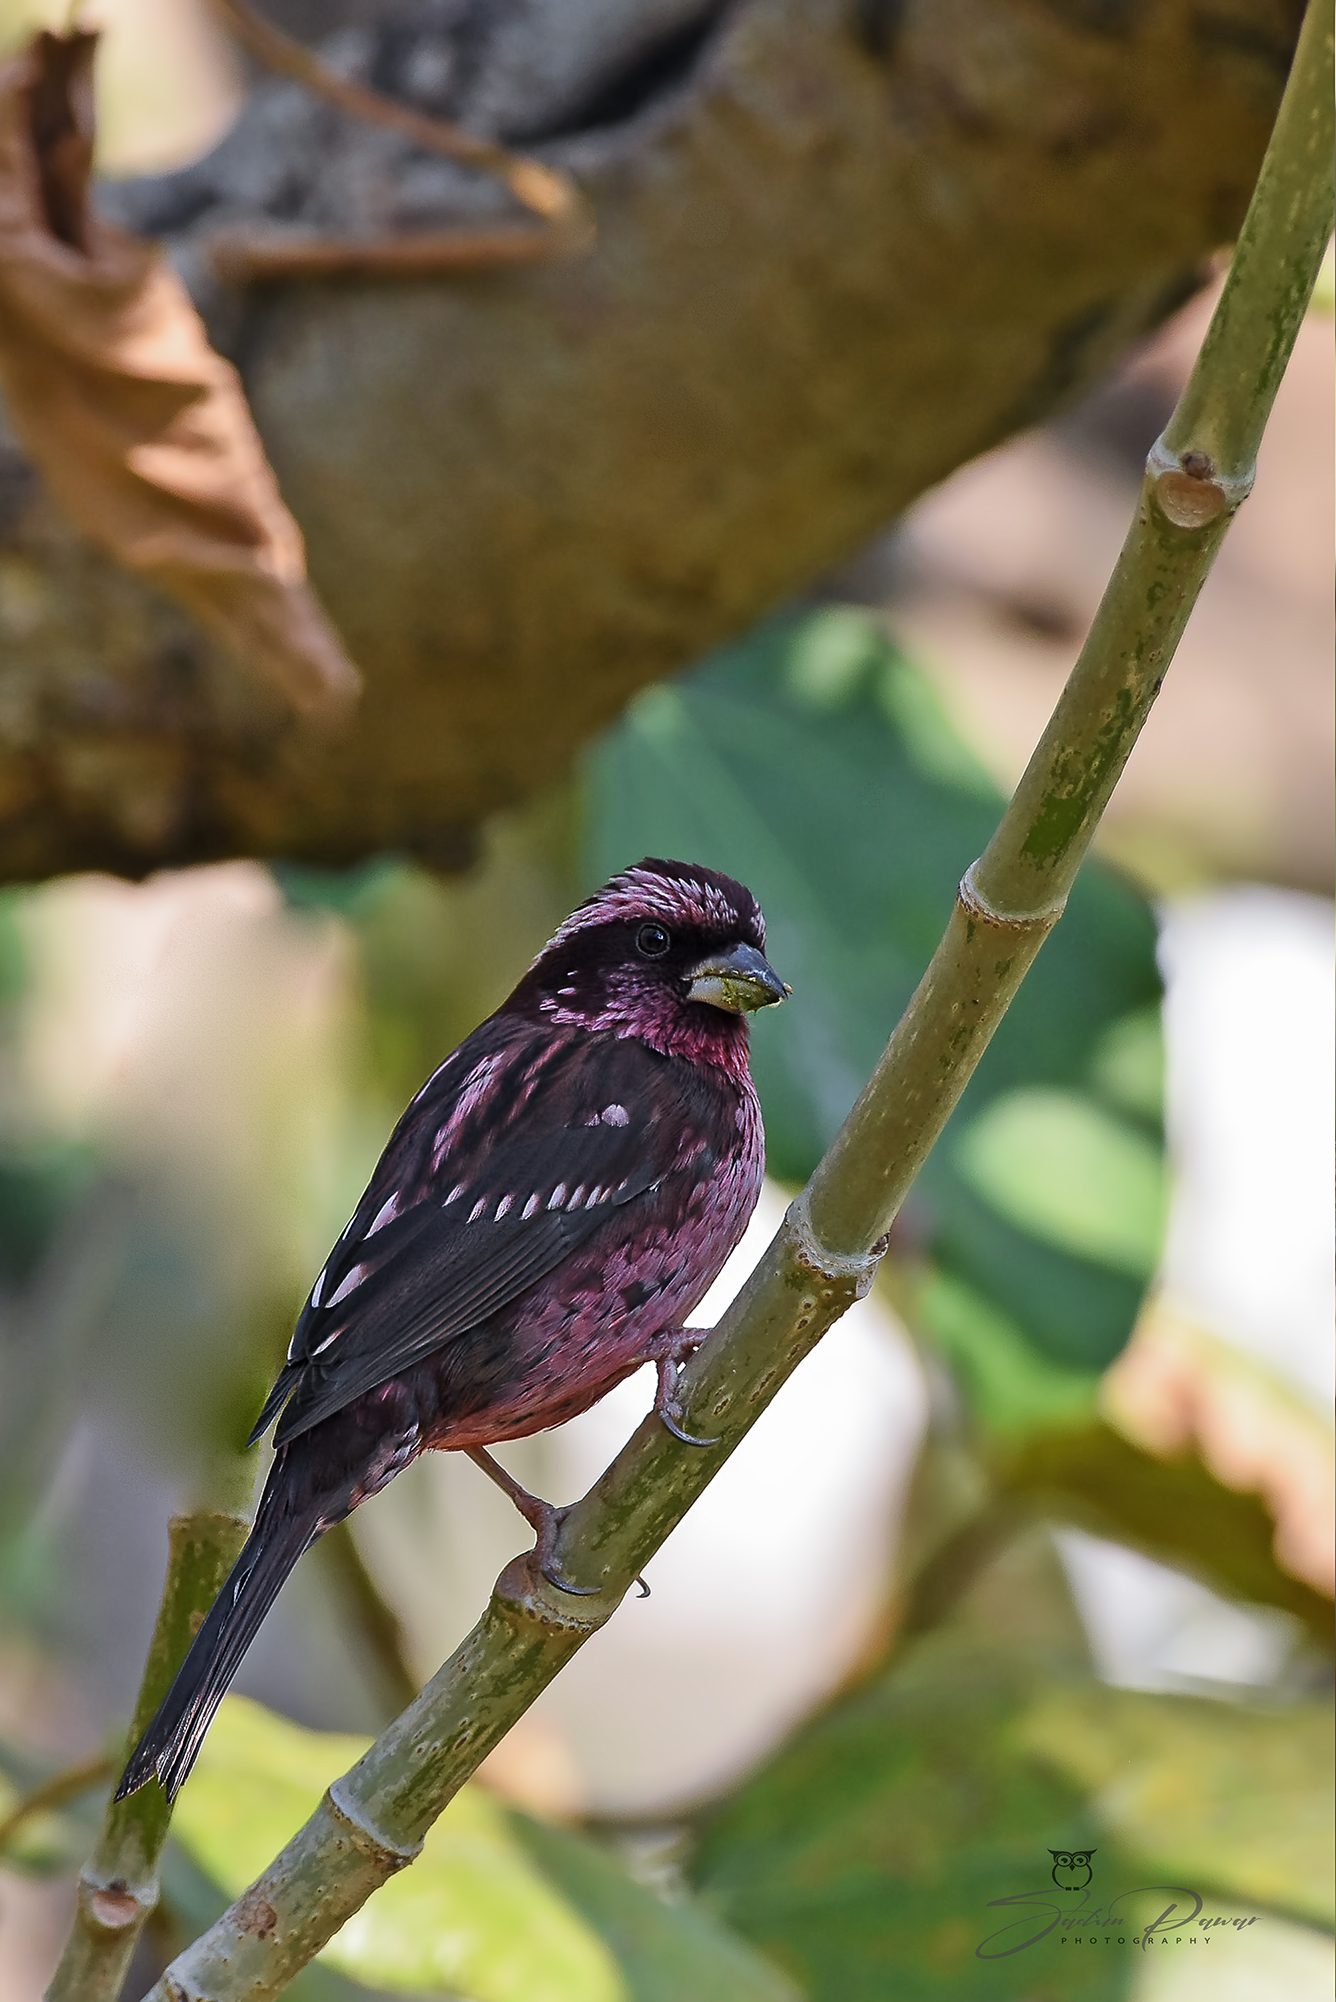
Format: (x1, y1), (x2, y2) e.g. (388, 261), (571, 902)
(117, 858), (787, 1802)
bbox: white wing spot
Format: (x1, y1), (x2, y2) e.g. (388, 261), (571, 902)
(312, 1329), (340, 1355)
(601, 1103), (629, 1126)
(522, 1192), (541, 1219)
(444, 1184), (465, 1206)
(495, 1194), (514, 1220)
(310, 1266), (327, 1309)
(566, 1185), (586, 1211)
(326, 1265), (367, 1308)
(586, 1186), (606, 1207)
(558, 985), (577, 996)
(367, 1192), (400, 1237)
(548, 1184), (568, 1210)
(468, 1197), (489, 1222)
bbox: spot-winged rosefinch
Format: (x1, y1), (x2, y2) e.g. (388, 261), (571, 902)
(117, 858), (787, 1800)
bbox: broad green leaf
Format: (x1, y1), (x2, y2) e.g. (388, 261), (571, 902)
(510, 1813), (801, 2002)
(175, 1698), (620, 2000)
(693, 1608), (1333, 2001)
(585, 608), (1166, 1417)
(692, 1627), (1136, 2002)
(173, 1696), (793, 2002)
(952, 1089), (1167, 1278)
(1088, 1007), (1165, 1125)
(913, 1270), (1102, 1437)
(1018, 1687), (1334, 1927)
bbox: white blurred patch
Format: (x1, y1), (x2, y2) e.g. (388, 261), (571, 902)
(1062, 886), (1333, 1696)
(1158, 886), (1334, 1408)
(1057, 1528), (1298, 1695)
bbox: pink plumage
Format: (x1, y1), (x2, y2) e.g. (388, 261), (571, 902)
(117, 858), (786, 1801)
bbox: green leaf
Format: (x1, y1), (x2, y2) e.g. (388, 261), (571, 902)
(584, 608), (1166, 1415)
(1018, 1686), (1334, 1927)
(914, 1271), (1102, 1438)
(172, 1696), (793, 2002)
(510, 1814), (801, 2002)
(693, 1603), (1334, 2001)
(952, 1089), (1167, 1279)
(1088, 1007), (1165, 1126)
(692, 1627), (1136, 2002)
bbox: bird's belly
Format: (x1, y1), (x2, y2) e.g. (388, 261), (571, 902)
(425, 1143), (762, 1448)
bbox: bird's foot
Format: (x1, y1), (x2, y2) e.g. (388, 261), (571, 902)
(464, 1447), (599, 1596)
(531, 1503), (602, 1598)
(654, 1353), (720, 1449)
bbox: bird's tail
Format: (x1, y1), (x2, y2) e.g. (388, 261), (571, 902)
(115, 1496), (320, 1805)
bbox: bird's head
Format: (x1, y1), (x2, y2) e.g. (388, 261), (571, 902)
(511, 858), (788, 1068)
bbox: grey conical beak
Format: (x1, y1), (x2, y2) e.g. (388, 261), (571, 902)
(686, 941), (790, 1014)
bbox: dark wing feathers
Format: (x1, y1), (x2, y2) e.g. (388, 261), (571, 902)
(258, 1025), (684, 1446)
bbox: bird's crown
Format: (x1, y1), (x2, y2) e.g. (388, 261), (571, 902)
(548, 858), (765, 952)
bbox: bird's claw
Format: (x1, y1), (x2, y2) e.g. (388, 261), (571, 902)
(655, 1357), (720, 1449)
(538, 1559), (601, 1597)
(531, 1504), (603, 1597)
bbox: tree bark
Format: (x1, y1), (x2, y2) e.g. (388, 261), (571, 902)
(0, 0), (1300, 882)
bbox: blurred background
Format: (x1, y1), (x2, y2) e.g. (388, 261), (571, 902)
(0, 3), (1331, 1999)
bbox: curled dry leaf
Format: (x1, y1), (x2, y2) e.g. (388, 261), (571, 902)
(0, 30), (360, 721)
(1102, 1298), (1335, 1598)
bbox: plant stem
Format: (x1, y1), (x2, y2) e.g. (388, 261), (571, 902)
(140, 8), (1334, 1993)
(46, 1510), (249, 2002)
(0, 1754), (115, 1857)
(318, 1521), (420, 1718)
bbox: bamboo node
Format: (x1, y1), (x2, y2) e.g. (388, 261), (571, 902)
(325, 1777), (424, 1868)
(957, 862), (1066, 930)
(1146, 436), (1253, 528)
(785, 1191), (886, 1297)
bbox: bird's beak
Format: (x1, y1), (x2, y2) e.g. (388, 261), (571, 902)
(686, 942), (790, 1014)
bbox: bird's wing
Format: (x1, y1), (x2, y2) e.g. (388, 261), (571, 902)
(257, 1026), (698, 1446)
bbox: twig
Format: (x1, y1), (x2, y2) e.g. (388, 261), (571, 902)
(205, 0), (593, 282)
(136, 4), (1335, 1992)
(45, 1510), (250, 2002)
(319, 1521), (420, 1718)
(0, 1754), (114, 1857)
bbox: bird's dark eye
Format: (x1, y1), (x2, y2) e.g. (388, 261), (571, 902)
(636, 923), (671, 958)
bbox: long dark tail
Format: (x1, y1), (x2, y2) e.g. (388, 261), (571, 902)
(115, 1494), (322, 1804)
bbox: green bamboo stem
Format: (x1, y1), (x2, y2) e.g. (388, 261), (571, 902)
(46, 1510), (249, 2002)
(141, 8), (1332, 1995)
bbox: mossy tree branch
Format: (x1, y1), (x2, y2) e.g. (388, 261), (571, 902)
(0, 0), (1303, 880)
(133, 6), (1333, 1994)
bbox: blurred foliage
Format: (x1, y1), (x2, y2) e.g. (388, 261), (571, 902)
(585, 609), (1165, 1427)
(276, 791), (580, 1117)
(168, 1696), (796, 2002)
(0, 1737), (107, 1878)
(690, 1527), (1331, 2002)
(1016, 1683), (1333, 1926)
(995, 1419), (1334, 1648)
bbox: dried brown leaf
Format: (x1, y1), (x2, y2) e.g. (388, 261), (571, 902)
(1102, 1301), (1335, 1598)
(0, 31), (360, 721)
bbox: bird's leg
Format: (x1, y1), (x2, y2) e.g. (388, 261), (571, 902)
(650, 1330), (720, 1449)
(463, 1446), (599, 1597)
